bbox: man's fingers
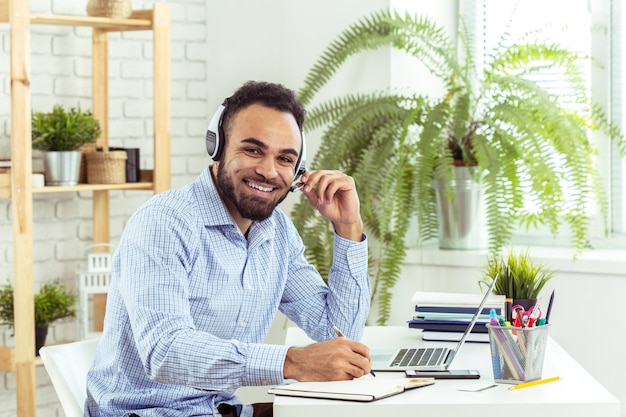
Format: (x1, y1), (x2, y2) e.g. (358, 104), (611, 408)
(283, 337), (372, 381)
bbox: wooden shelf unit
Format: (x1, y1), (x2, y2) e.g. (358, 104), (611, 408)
(0, 169), (157, 198)
(0, 2), (170, 416)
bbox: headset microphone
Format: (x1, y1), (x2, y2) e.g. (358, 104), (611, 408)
(290, 164), (307, 193)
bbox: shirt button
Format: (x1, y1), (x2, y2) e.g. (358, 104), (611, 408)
(350, 256), (357, 262)
(246, 284), (252, 290)
(261, 379), (269, 385)
(353, 298), (358, 304)
(239, 320), (246, 327)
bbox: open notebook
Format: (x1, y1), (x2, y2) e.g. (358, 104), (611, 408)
(268, 377), (435, 402)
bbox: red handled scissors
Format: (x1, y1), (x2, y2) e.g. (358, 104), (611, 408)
(511, 304), (542, 327)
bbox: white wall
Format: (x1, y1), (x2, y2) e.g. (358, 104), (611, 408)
(1, 0), (623, 416)
(205, 0), (390, 203)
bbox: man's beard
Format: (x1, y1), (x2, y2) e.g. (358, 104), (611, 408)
(216, 163), (290, 221)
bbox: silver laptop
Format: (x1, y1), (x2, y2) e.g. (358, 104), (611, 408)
(371, 277), (498, 371)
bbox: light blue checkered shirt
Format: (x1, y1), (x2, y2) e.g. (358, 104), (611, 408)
(85, 167), (370, 417)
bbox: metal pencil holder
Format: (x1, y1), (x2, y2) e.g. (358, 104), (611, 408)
(486, 324), (550, 383)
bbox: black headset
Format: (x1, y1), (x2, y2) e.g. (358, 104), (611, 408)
(206, 99), (307, 185)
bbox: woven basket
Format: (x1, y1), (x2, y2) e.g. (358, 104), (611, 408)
(86, 0), (132, 19)
(86, 150), (127, 184)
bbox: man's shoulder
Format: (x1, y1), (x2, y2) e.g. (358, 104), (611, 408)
(145, 187), (196, 212)
(129, 186), (203, 228)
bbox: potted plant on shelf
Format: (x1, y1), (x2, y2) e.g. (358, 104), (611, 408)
(0, 279), (78, 355)
(32, 104), (101, 186)
(479, 248), (555, 320)
(290, 9), (624, 324)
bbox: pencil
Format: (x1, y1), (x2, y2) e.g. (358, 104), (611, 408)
(490, 327), (522, 380)
(508, 375), (560, 390)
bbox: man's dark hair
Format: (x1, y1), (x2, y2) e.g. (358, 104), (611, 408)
(221, 81), (306, 140)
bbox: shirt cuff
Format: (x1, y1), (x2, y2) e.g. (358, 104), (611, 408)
(241, 343), (290, 387)
(333, 232), (368, 276)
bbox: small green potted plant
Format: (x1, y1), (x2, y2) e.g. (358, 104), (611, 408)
(479, 248), (555, 318)
(0, 279), (78, 354)
(32, 104), (101, 186)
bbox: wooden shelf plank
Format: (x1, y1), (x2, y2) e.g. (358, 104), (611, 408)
(0, 3), (154, 31)
(30, 14), (151, 30)
(0, 346), (15, 372)
(0, 346), (61, 370)
(0, 169), (157, 197)
(0, 169), (10, 198)
(33, 182), (154, 193)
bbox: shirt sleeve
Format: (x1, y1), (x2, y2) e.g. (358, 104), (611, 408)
(279, 228), (371, 343)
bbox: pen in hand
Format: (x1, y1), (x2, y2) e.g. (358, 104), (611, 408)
(332, 326), (376, 377)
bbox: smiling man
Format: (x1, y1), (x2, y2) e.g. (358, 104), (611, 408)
(85, 81), (371, 417)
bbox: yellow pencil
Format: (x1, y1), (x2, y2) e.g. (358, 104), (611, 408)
(508, 376), (560, 390)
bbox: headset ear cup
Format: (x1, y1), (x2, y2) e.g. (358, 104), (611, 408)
(206, 103), (226, 160)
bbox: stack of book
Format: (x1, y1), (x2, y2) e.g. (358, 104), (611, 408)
(408, 290), (506, 342)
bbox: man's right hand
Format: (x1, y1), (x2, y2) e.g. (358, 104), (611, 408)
(283, 337), (372, 381)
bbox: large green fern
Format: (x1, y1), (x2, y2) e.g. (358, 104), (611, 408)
(291, 9), (624, 324)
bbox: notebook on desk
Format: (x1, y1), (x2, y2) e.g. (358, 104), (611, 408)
(268, 377), (435, 402)
(371, 278), (498, 372)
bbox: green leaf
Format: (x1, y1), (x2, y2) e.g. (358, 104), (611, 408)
(32, 104), (101, 151)
(291, 9), (625, 324)
(0, 279), (78, 329)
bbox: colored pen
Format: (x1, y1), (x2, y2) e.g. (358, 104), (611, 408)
(488, 310), (502, 379)
(489, 308), (499, 326)
(508, 375), (560, 390)
(545, 290), (555, 324)
(332, 326), (376, 377)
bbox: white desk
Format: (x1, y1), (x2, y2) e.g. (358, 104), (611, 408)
(273, 326), (619, 417)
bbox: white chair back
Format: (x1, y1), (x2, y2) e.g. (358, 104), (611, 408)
(39, 338), (100, 417)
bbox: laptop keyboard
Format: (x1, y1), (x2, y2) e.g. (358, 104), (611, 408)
(390, 348), (446, 367)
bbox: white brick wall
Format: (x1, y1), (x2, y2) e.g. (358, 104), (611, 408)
(0, 0), (209, 415)
(0, 0), (398, 414)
